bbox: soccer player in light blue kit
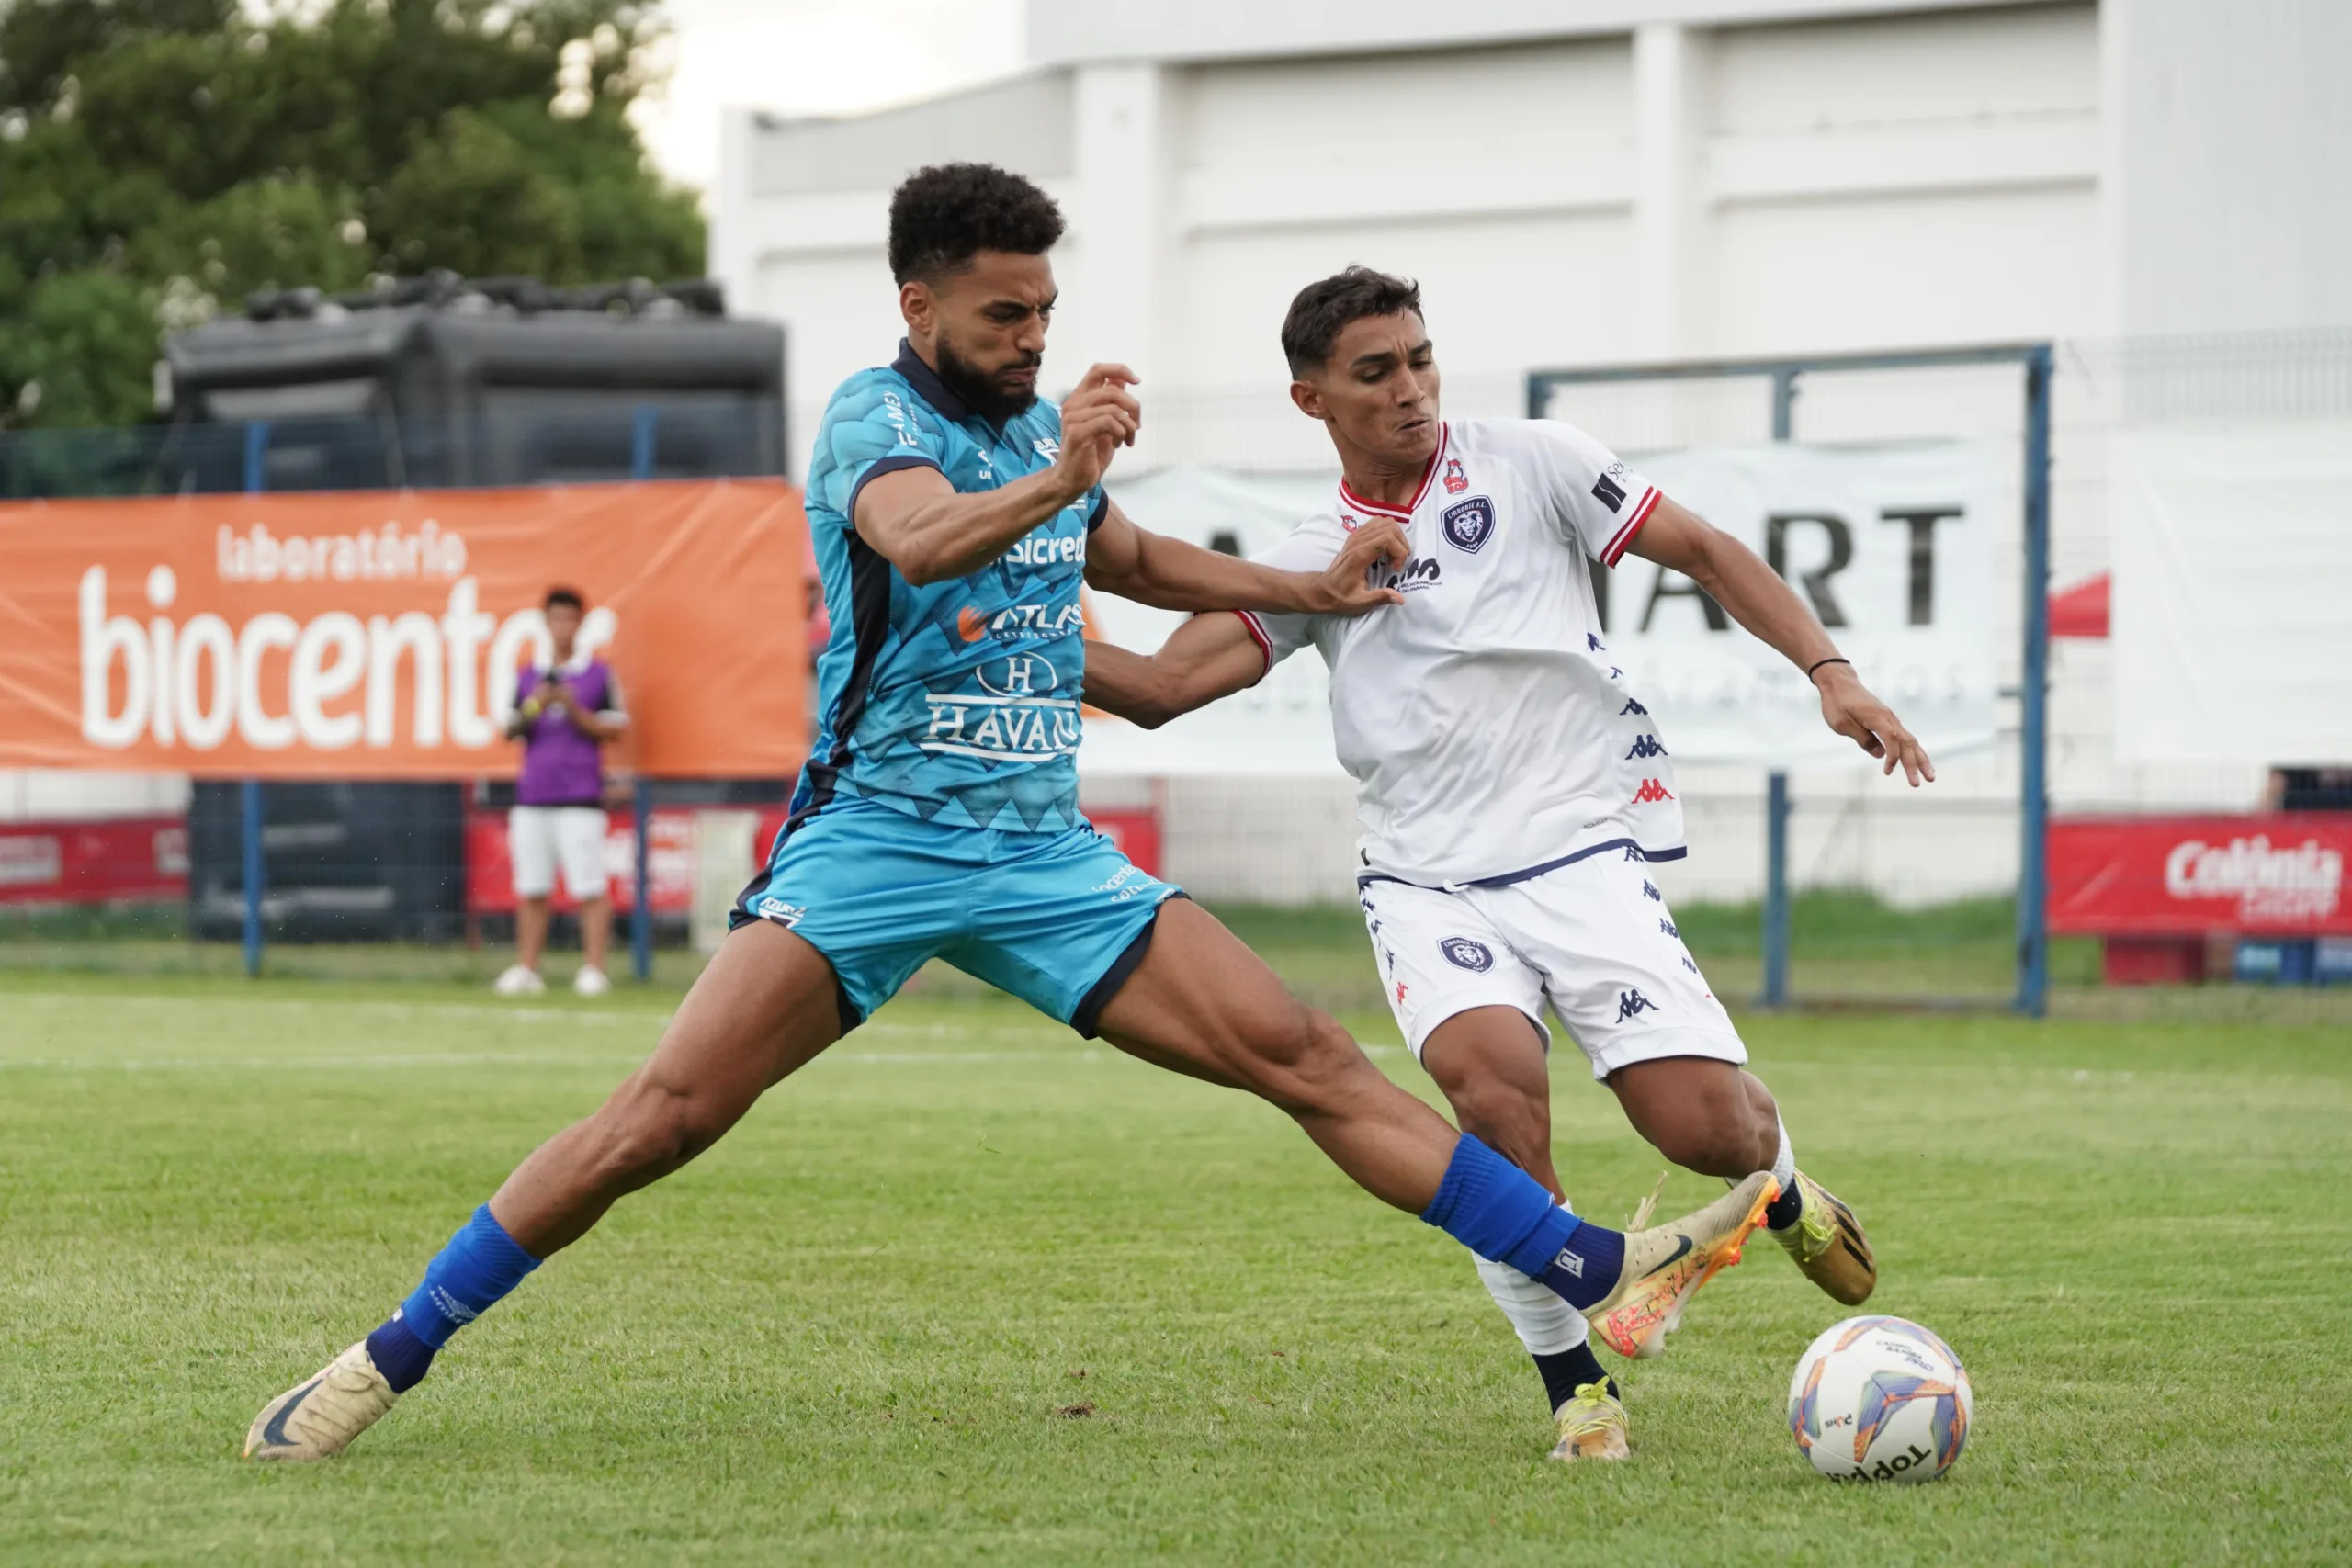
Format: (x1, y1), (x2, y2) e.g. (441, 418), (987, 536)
(244, 164), (1776, 1462)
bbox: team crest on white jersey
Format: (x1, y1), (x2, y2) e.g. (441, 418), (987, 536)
(1441, 497), (1495, 554)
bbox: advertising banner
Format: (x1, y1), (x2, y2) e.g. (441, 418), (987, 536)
(0, 481), (809, 777)
(0, 816), (188, 905)
(2111, 421), (2352, 762)
(1081, 441), (2006, 775)
(2048, 814), (2352, 935)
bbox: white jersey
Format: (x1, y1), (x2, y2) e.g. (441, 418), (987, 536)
(1241, 417), (1682, 889)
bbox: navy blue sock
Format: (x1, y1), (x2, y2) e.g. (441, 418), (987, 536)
(1765, 1180), (1804, 1231)
(365, 1313), (436, 1393)
(1533, 1344), (1619, 1414)
(1419, 1135), (1626, 1312)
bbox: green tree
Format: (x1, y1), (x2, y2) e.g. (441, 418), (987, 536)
(0, 0), (704, 430)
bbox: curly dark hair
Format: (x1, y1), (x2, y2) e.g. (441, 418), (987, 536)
(1280, 266), (1425, 376)
(888, 164), (1066, 284)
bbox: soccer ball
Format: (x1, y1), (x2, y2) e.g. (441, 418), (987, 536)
(1787, 1315), (1973, 1483)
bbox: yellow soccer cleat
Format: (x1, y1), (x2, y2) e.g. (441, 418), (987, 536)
(1775, 1170), (1877, 1306)
(1547, 1382), (1630, 1462)
(1584, 1171), (1776, 1359)
(243, 1340), (401, 1461)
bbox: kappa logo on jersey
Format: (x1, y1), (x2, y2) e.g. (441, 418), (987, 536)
(1442, 457), (1469, 494)
(1620, 697), (1648, 716)
(1616, 987), (1657, 1021)
(1440, 497), (1495, 554)
(1440, 936), (1494, 973)
(1380, 557), (1443, 592)
(1625, 734), (1668, 760)
(1631, 778), (1676, 805)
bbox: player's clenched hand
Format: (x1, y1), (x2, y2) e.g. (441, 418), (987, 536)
(1051, 364), (1141, 500)
(1815, 664), (1936, 786)
(1296, 519), (1410, 615)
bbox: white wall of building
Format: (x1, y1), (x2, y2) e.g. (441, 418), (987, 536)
(705, 0), (2346, 907)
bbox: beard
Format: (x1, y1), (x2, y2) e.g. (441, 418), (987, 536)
(933, 334), (1041, 423)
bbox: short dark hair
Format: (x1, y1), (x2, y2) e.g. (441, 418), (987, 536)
(1280, 266), (1425, 376)
(888, 164), (1066, 285)
(544, 586), (584, 614)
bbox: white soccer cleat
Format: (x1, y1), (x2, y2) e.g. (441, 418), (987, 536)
(571, 965), (612, 998)
(243, 1340), (401, 1461)
(492, 964), (546, 997)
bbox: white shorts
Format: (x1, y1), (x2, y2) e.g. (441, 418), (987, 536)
(510, 806), (611, 901)
(1357, 847), (1747, 1081)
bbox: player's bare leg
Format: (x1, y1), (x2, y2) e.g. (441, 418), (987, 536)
(1420, 1008), (1626, 1460)
(487, 919), (842, 1255)
(1610, 1055), (1874, 1305)
(1093, 900), (1772, 1360)
(246, 920), (842, 1459)
(1093, 899), (1460, 1209)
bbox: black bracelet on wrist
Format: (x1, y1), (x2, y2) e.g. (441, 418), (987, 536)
(1806, 657), (1851, 680)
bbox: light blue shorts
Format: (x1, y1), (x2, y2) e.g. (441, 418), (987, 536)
(730, 795), (1182, 1035)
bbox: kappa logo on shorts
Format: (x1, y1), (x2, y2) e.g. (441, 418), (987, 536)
(1441, 497), (1495, 554)
(1440, 936), (1495, 973)
(1616, 987), (1658, 1021)
(1682, 956), (1701, 974)
(1631, 778), (1676, 806)
(1659, 918), (1679, 938)
(1587, 633), (1605, 652)
(1642, 880), (1662, 902)
(1620, 697), (1648, 716)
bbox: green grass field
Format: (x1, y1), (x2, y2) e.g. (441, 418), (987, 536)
(5, 953), (2349, 1565)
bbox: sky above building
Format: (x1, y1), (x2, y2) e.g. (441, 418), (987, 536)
(630, 0), (1027, 192)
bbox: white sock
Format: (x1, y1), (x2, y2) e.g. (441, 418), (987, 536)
(1771, 1114), (1797, 1190)
(1474, 1222), (1589, 1357)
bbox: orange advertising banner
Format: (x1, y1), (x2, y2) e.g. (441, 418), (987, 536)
(0, 480), (808, 777)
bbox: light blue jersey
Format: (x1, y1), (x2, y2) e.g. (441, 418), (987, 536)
(797, 342), (1105, 834)
(736, 340), (1180, 1038)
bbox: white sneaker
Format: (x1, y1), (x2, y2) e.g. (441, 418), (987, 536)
(244, 1340), (401, 1461)
(492, 964), (546, 997)
(572, 965), (612, 998)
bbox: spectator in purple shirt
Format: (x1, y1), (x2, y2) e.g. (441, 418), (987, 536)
(492, 587), (628, 998)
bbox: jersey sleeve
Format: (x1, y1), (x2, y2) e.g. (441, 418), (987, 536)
(1229, 519), (1344, 679)
(1527, 420), (1663, 567)
(814, 376), (950, 531)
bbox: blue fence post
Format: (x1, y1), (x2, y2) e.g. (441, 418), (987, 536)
(241, 421), (270, 978)
(1760, 370), (1799, 1003)
(629, 406), (657, 983)
(2016, 344), (2055, 1018)
(1763, 771), (1792, 1007)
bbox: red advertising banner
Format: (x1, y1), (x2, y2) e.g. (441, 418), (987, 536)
(0, 481), (808, 777)
(2049, 815), (2352, 935)
(0, 817), (188, 905)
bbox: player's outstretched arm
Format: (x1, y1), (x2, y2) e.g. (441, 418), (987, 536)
(1085, 502), (1408, 615)
(1082, 613), (1269, 729)
(1628, 496), (1937, 786)
(856, 363), (1142, 584)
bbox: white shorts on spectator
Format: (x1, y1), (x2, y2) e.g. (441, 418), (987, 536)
(509, 806), (610, 902)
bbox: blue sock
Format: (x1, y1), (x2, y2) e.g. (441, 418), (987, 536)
(363, 1204), (541, 1392)
(1420, 1134), (1625, 1312)
(365, 1313), (436, 1393)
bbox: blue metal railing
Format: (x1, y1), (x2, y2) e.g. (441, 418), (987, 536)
(1526, 343), (2057, 1018)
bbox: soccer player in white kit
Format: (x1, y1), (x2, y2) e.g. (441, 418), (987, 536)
(1082, 268), (1937, 1462)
